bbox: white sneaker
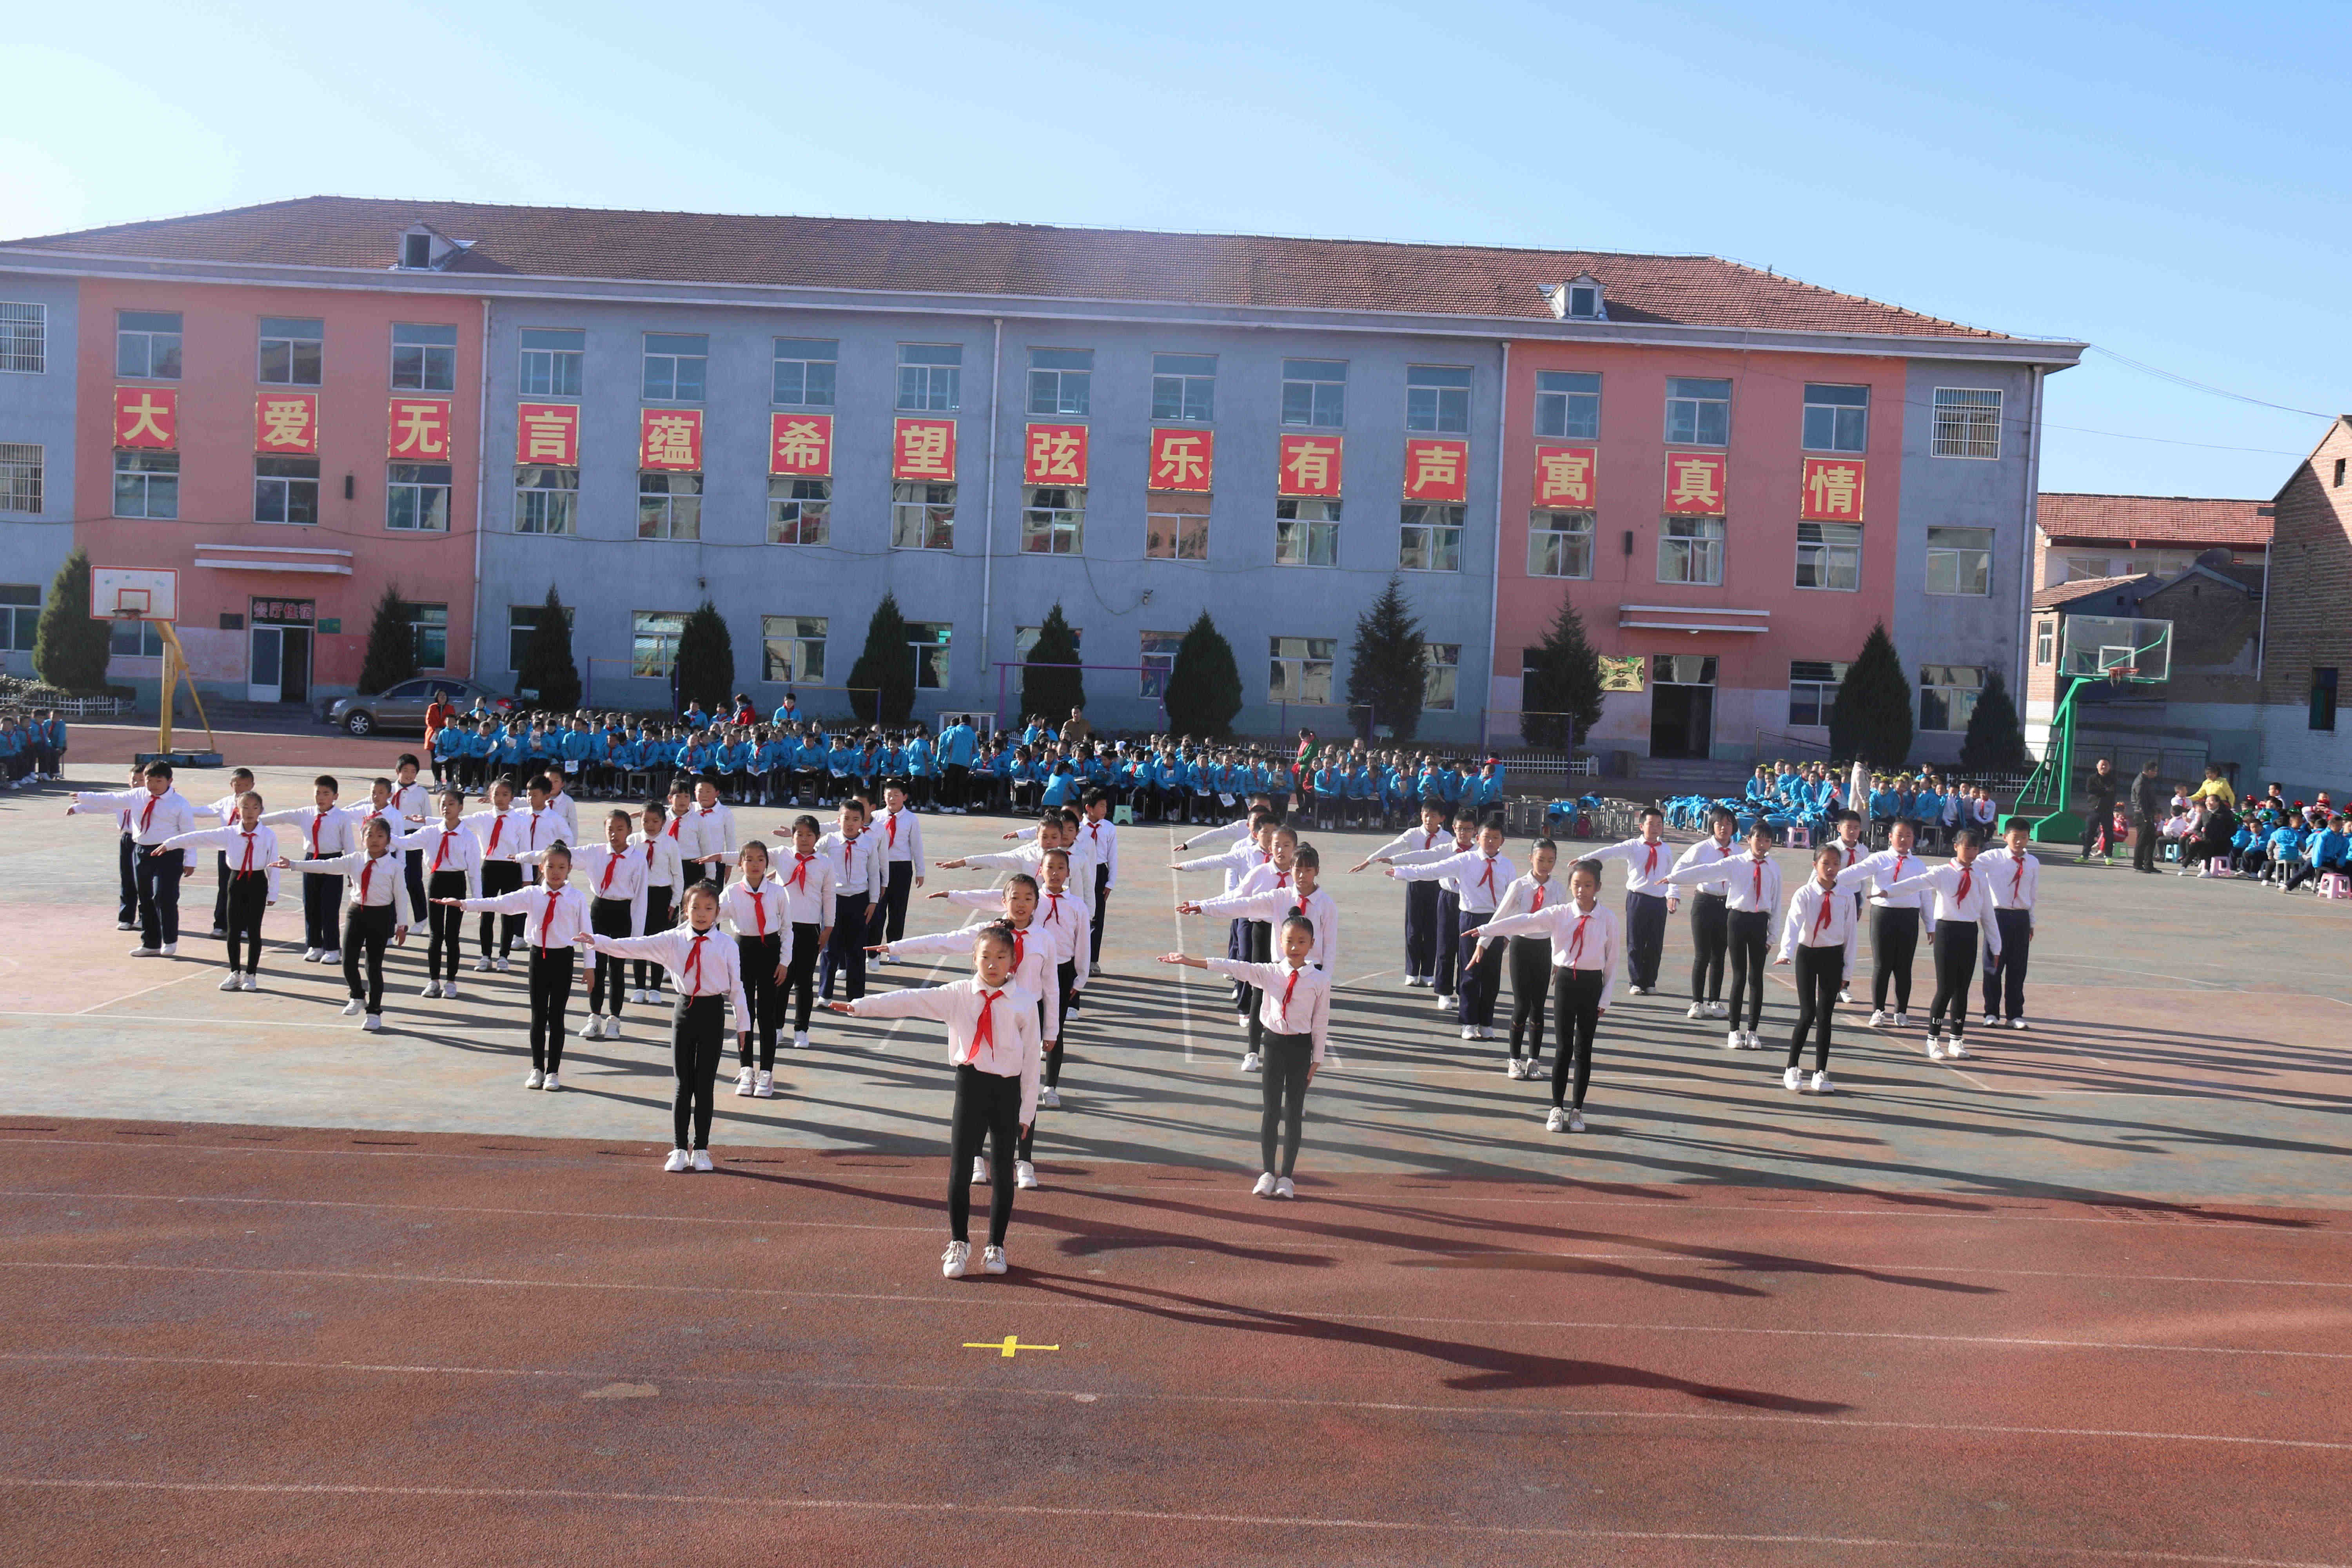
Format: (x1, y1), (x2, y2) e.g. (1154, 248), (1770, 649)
(1686, 1002), (1704, 1020)
(1545, 1106), (1566, 1132)
(1893, 1012), (1911, 1028)
(1401, 976), (1423, 989)
(1868, 1009), (1887, 1027)
(218, 974), (244, 992)
(419, 980), (441, 998)
(2010, 1018), (2028, 1031)
(1040, 1087), (1061, 1109)
(1240, 1053), (1261, 1072)
(628, 988), (647, 1005)
(791, 1031), (810, 1050)
(1927, 1037), (1947, 1060)
(982, 1245), (1009, 1274)
(1457, 1026), (1475, 1040)
(1725, 1029), (1742, 1050)
(1568, 1109), (1586, 1132)
(362, 1014), (383, 1033)
(1477, 1026), (1495, 1040)
(582, 1016), (606, 1040)
(1432, 993), (1454, 1010)
(734, 1066), (755, 1096)
(1945, 1039), (1970, 1060)
(118, 921), (139, 932)
(541, 1073), (560, 1092)
(304, 947), (323, 963)
(240, 974), (259, 991)
(1982, 1013), (1998, 1028)
(942, 1241), (970, 1278)
(442, 982), (460, 1000)
(1504, 1058), (1523, 1079)
(128, 946), (160, 958)
(604, 1018), (622, 1041)
(340, 999), (364, 1016)
(662, 1149), (690, 1172)
(1810, 1071), (1835, 1094)
(1783, 1066), (1804, 1092)
(1252, 1171), (1277, 1196)
(691, 1149), (714, 1172)
(473, 957), (494, 973)
(494, 957), (512, 973)
(319, 951), (340, 965)
(1274, 1177), (1295, 1200)
(972, 1156), (990, 1185)
(1837, 990), (1854, 1005)
(1014, 1160), (1038, 1190)
(525, 1068), (544, 1089)
(753, 1070), (774, 1098)
(160, 943), (177, 957)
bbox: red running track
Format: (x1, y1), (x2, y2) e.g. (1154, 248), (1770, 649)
(2, 1118), (2348, 1567)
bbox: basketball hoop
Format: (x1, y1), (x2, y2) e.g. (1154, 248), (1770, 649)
(2105, 666), (2135, 689)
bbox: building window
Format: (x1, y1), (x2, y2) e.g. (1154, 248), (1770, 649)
(2034, 622), (2054, 666)
(401, 233), (434, 270)
(1658, 515), (1725, 585)
(506, 602), (570, 671)
(387, 463), (452, 532)
(258, 317), (324, 386)
(1528, 508), (1593, 579)
(766, 338), (838, 407)
(1405, 365), (1472, 434)
(1020, 486), (1085, 555)
(762, 615), (827, 684)
(632, 611), (688, 679)
(641, 334), (707, 402)
(768, 477), (830, 545)
(2312, 668), (2339, 733)
(891, 481), (956, 550)
(1919, 665), (1983, 731)
(1931, 387), (2003, 459)
(1027, 348), (1093, 417)
(116, 310), (181, 380)
(1925, 526), (1993, 595)
(1280, 359), (1345, 428)
(1140, 630), (1182, 698)
(897, 343), (961, 412)
(1533, 370), (1599, 439)
(1269, 636), (1336, 705)
(907, 621), (951, 689)
(401, 601), (449, 669)
(1794, 521), (1862, 591)
(519, 328), (584, 397)
(1664, 376), (1731, 446)
(254, 456), (321, 525)
(113, 450), (179, 519)
(0, 302), (45, 374)
(0, 443), (41, 514)
(1145, 492), (1209, 560)
(111, 618), (166, 659)
(1423, 642), (1461, 711)
(1398, 503), (1464, 572)
(1151, 353), (1214, 421)
(1014, 623), (1081, 666)
(2335, 458), (2346, 489)
(514, 465), (579, 535)
(0, 584), (38, 652)
(1787, 660), (1849, 728)
(1802, 383), (1869, 452)
(637, 471), (702, 540)
(1274, 497), (1339, 567)
(392, 323), (458, 392)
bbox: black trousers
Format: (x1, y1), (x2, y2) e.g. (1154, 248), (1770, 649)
(1982, 908), (2032, 1020)
(1259, 1030), (1313, 1176)
(883, 860), (915, 943)
(1549, 968), (1605, 1109)
(1927, 922), (1978, 1036)
(2133, 813), (2160, 872)
(528, 946), (575, 1071)
(1433, 889), (1462, 996)
(1870, 906), (1919, 1011)
(479, 861), (524, 957)
(1226, 916), (1251, 1011)
(1403, 880), (1440, 981)
(426, 871), (468, 981)
(135, 846), (184, 949)
(782, 922), (819, 1033)
(118, 833), (137, 926)
(820, 891), (871, 999)
(224, 871), (269, 974)
(942, 763), (969, 810)
(1726, 909), (1771, 1031)
(947, 1063), (1021, 1247)
(403, 849), (426, 929)
(301, 852), (338, 951)
(212, 851), (230, 932)
(1688, 892), (1727, 1002)
(671, 994), (725, 1150)
(1241, 921), (1274, 1051)
(340, 903), (394, 1013)
(1456, 914), (1504, 1027)
(590, 897), (634, 1016)
(635, 886), (675, 992)
(1506, 936), (1552, 1058)
(1090, 865), (1110, 965)
(737, 932), (783, 1070)
(2082, 802), (2114, 857)
(1624, 891), (1668, 989)
(1787, 943), (1839, 1071)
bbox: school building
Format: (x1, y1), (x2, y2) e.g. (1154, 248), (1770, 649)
(0, 198), (2082, 758)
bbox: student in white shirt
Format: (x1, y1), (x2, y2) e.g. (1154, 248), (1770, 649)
(463, 777), (527, 972)
(1833, 818), (1934, 1027)
(1385, 817), (1517, 1042)
(397, 787), (483, 999)
(1183, 843), (1339, 1071)
(1979, 820), (2040, 1030)
(1584, 807), (1676, 995)
(281, 816), (413, 1029)
(1169, 811), (1279, 1015)
(815, 797), (886, 1001)
(946, 848), (1091, 1103)
(1666, 808), (1740, 1020)
(1775, 844), (1858, 1093)
(440, 846), (594, 1090)
(1665, 821), (1782, 1050)
(765, 814), (835, 1051)
(532, 809), (649, 1042)
(156, 789), (281, 990)
(627, 800), (685, 1004)
(872, 779), (926, 946)
(1881, 829), (2004, 1060)
(202, 766), (258, 939)
(1078, 788), (1118, 971)
(92, 761), (148, 932)
(73, 760), (201, 956)
(1468, 856), (1618, 1133)
(580, 880), (749, 1172)
(830, 923), (1042, 1278)
(1823, 812), (1872, 1003)
(1160, 912), (1331, 1199)
(681, 778), (737, 893)
(544, 764), (581, 848)
(1483, 837), (1561, 1077)
(721, 839), (790, 1096)
(1349, 800), (1453, 988)
(391, 753), (432, 919)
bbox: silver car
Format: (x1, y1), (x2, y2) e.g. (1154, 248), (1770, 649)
(324, 677), (513, 737)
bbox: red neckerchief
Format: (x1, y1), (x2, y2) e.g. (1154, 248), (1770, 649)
(140, 794), (160, 833)
(1566, 912), (1591, 964)
(600, 854), (617, 895)
(1530, 881), (1545, 913)
(746, 877), (767, 935)
(1751, 857), (1768, 902)
(311, 808), (329, 855)
(841, 835), (855, 873)
(2010, 853), (2025, 900)
(1044, 893), (1062, 925)
(665, 817), (683, 841)
(540, 889), (561, 953)
(359, 857), (374, 906)
(1642, 843), (1658, 877)
(1812, 882), (1835, 937)
(238, 830), (258, 875)
(1956, 865), (1973, 906)
(487, 815), (505, 854)
(1274, 870), (1290, 888)
(1478, 855), (1497, 896)
(684, 931), (707, 993)
(973, 988), (1003, 1062)
(1011, 929), (1026, 970)
(1278, 966), (1301, 1027)
(789, 851), (813, 891)
(433, 831), (453, 872)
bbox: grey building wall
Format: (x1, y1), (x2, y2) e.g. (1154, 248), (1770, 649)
(474, 300), (1504, 740)
(1896, 359), (2042, 765)
(0, 274), (78, 677)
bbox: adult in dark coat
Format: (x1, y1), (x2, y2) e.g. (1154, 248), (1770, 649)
(2129, 761), (2168, 874)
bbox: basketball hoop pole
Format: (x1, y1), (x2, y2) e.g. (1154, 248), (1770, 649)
(136, 614), (216, 758)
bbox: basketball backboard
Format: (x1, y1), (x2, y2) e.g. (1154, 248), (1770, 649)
(2059, 613), (2170, 684)
(91, 567), (179, 622)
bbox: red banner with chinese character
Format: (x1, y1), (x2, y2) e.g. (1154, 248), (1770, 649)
(1402, 437), (1469, 502)
(1149, 427), (1213, 492)
(639, 408), (702, 471)
(893, 417), (956, 483)
(515, 403), (580, 466)
(1024, 423), (1089, 486)
(1661, 450), (1727, 515)
(389, 397), (453, 460)
(769, 412), (833, 477)
(253, 392), (318, 454)
(1278, 432), (1344, 498)
(1799, 456), (1865, 523)
(1533, 444), (1597, 507)
(114, 387), (178, 450)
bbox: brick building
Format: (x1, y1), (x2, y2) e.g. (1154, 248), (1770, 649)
(2253, 416), (2352, 795)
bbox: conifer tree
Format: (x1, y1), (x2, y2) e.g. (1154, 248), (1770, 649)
(1165, 610), (1242, 739)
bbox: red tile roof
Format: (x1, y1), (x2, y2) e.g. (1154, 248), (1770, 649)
(4, 196), (2014, 339)
(2032, 573), (2152, 610)
(2037, 492), (2273, 546)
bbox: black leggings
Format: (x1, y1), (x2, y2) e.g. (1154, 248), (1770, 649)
(590, 897), (634, 1015)
(341, 903), (393, 1013)
(635, 885), (675, 991)
(224, 871), (269, 974)
(1870, 906), (1919, 1011)
(784, 922), (819, 1032)
(1259, 1030), (1313, 1176)
(1506, 936), (1551, 1059)
(426, 871), (468, 981)
(480, 861), (524, 957)
(1927, 922), (1978, 1036)
(1982, 908), (2032, 1020)
(1688, 891), (1727, 1002)
(1726, 908), (1770, 1031)
(737, 932), (783, 1070)
(1787, 943), (1838, 1071)
(670, 995), (724, 1149)
(1548, 967), (1605, 1109)
(946, 1064), (1021, 1247)
(528, 946), (575, 1071)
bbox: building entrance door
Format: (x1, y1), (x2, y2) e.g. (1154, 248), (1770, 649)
(249, 598), (316, 704)
(1649, 654), (1717, 759)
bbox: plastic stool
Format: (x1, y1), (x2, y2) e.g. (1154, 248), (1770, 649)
(2320, 872), (2350, 900)
(1113, 804), (1134, 826)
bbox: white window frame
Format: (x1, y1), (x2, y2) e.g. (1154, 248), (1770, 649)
(1794, 521), (1862, 592)
(1423, 642), (1461, 711)
(1786, 659), (1849, 728)
(1925, 526), (1994, 596)
(772, 338), (838, 408)
(1279, 359), (1346, 428)
(1026, 348), (1093, 417)
(391, 323), (458, 392)
(0, 303), (45, 375)
(0, 583), (40, 652)
(1800, 383), (1870, 453)
(1405, 365), (1472, 434)
(1150, 353), (1214, 422)
(1658, 515), (1725, 585)
(1527, 508), (1593, 579)
(642, 334), (708, 403)
(257, 317), (324, 387)
(906, 621), (951, 689)
(403, 601), (450, 670)
(1274, 497), (1339, 568)
(1664, 377), (1731, 447)
(768, 476), (831, 545)
(1397, 502), (1465, 572)
(1919, 664), (1984, 732)
(254, 455), (321, 526)
(891, 481), (956, 550)
(113, 449), (179, 519)
(115, 310), (181, 381)
(519, 328), (584, 397)
(637, 470), (703, 541)
(762, 615), (828, 684)
(0, 442), (42, 514)
(1532, 370), (1599, 439)
(1931, 387), (2003, 459)
(897, 344), (962, 412)
(632, 611), (688, 679)
(514, 465), (579, 535)
(1268, 636), (1337, 705)
(387, 463), (452, 532)
(1020, 485), (1085, 555)
(1140, 630), (1182, 698)
(1145, 491), (1209, 561)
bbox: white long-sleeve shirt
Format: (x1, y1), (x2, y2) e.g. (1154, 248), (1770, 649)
(586, 926), (748, 1018)
(532, 842), (648, 935)
(158, 824), (283, 901)
(258, 801), (365, 858)
(1173, 842), (1266, 897)
(1472, 903), (1619, 1009)
(720, 874), (789, 940)
(546, 788), (581, 847)
(891, 924), (1060, 1043)
(76, 786), (200, 846)
(294, 849), (415, 926)
(1882, 861), (2004, 955)
(1368, 824), (1453, 866)
(873, 804), (925, 867)
(1177, 818), (1252, 854)
(1586, 836), (1678, 898)
(1077, 815), (1118, 889)
(1197, 885), (1338, 972)
(948, 886), (1091, 986)
(1206, 956), (1330, 1062)
(1835, 847), (1936, 923)
(968, 842), (1096, 912)
(1984, 848), (2040, 914)
(1486, 871), (1562, 927)
(1392, 849), (1517, 914)
(1666, 839), (1740, 892)
(817, 829), (886, 901)
(455, 882), (594, 951)
(768, 849), (837, 928)
(396, 822), (484, 899)
(1778, 877), (1860, 960)
(391, 781), (432, 829)
(203, 791), (245, 828)
(682, 802), (737, 864)
(846, 977), (1044, 1124)
(465, 806), (528, 864)
(1671, 851), (1782, 915)
(628, 828), (684, 893)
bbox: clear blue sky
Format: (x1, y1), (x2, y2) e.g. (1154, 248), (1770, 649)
(9, 0), (2343, 498)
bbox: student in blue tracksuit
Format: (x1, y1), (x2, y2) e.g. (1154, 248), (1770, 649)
(903, 731), (934, 810)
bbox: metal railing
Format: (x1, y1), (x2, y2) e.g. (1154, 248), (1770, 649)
(0, 693), (133, 719)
